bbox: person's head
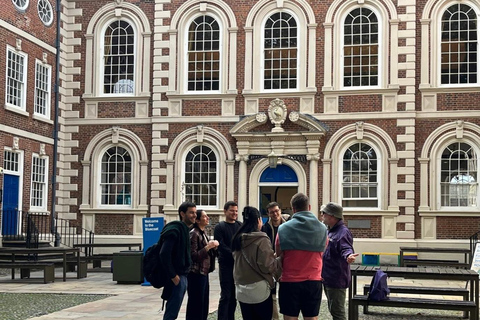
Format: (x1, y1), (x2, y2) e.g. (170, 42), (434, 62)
(223, 201), (238, 223)
(232, 206), (262, 251)
(194, 209), (209, 229)
(178, 201), (196, 227)
(266, 202), (282, 225)
(291, 193), (310, 213)
(321, 202), (343, 228)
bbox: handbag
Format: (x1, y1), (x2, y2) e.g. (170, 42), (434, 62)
(235, 247), (271, 304)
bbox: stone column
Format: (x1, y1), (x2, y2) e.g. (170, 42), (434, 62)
(307, 153), (320, 215)
(235, 154), (249, 220)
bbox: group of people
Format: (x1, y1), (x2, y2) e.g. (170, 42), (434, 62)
(159, 193), (358, 320)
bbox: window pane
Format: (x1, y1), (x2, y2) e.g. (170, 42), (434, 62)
(441, 4), (477, 85)
(440, 142), (478, 207)
(183, 145), (217, 206)
(343, 8), (379, 87)
(342, 142), (378, 207)
(104, 20), (135, 94)
(187, 15), (221, 91)
(100, 146), (132, 205)
(264, 12), (297, 90)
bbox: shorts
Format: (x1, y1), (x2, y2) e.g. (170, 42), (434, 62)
(278, 280), (322, 317)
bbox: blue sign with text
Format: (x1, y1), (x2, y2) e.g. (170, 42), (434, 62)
(142, 217), (164, 286)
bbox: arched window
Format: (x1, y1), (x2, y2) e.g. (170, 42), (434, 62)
(184, 145), (217, 206)
(343, 7), (379, 87)
(187, 15), (220, 91)
(342, 142), (378, 207)
(103, 20), (135, 94)
(263, 12), (297, 90)
(100, 146), (132, 206)
(440, 142), (478, 207)
(440, 4), (477, 85)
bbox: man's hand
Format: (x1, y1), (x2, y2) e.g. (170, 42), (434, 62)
(171, 275), (180, 285)
(347, 253), (359, 264)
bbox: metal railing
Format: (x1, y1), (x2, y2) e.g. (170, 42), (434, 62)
(470, 230), (480, 264)
(1, 210), (94, 252)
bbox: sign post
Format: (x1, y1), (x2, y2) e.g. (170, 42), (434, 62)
(141, 217), (164, 286)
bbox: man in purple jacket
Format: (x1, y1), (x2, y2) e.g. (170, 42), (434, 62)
(321, 202), (358, 320)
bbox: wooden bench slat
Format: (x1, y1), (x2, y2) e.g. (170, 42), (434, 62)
(0, 262), (55, 284)
(363, 284), (469, 296)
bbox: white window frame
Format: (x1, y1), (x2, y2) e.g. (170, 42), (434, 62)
(34, 59), (52, 118)
(261, 10), (299, 92)
(83, 2), (151, 99)
(12, 0), (29, 11)
(97, 145), (133, 208)
(341, 6), (381, 89)
(181, 144), (219, 209)
(184, 14), (222, 94)
(5, 46), (28, 111)
(100, 18), (136, 97)
(339, 4), (382, 90)
(37, 0), (54, 27)
(339, 142), (381, 209)
(437, 140), (480, 211)
(438, 3), (479, 87)
(30, 153), (48, 211)
(421, 0), (480, 89)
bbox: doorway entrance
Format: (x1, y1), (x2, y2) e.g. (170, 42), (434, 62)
(259, 164), (298, 218)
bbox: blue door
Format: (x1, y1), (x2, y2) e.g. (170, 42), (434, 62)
(1, 174), (20, 236)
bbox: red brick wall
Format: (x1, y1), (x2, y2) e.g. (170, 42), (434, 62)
(95, 214), (133, 235)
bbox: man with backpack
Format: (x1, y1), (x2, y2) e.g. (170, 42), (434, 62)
(159, 201), (196, 320)
(321, 202), (358, 320)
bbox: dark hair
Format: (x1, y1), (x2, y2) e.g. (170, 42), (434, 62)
(178, 201), (196, 220)
(224, 201), (238, 211)
(291, 193), (309, 212)
(232, 206), (261, 252)
(266, 202), (280, 211)
(195, 209), (204, 221)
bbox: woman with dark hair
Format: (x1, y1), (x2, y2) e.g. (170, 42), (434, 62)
(186, 209), (219, 320)
(232, 206), (282, 320)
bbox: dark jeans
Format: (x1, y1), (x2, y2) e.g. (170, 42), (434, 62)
(186, 272), (209, 320)
(217, 265), (236, 320)
(239, 295), (273, 320)
(164, 275), (188, 320)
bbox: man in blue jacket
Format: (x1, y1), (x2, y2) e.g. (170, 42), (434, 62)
(321, 202), (358, 320)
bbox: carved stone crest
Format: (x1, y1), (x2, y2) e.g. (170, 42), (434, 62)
(268, 98), (287, 132)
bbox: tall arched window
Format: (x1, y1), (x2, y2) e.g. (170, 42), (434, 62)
(100, 146), (132, 205)
(187, 15), (220, 91)
(343, 7), (379, 87)
(441, 4), (477, 85)
(103, 20), (135, 94)
(440, 142), (478, 207)
(342, 142), (378, 207)
(263, 12), (297, 90)
(184, 145), (217, 206)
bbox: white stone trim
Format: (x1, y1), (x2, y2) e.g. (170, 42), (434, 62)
(243, 0), (316, 94)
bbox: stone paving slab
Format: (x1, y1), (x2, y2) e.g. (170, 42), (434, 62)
(0, 266), (474, 319)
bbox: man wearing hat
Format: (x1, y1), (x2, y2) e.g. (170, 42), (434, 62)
(321, 202), (358, 320)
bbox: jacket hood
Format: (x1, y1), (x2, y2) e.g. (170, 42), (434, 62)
(241, 232), (269, 248)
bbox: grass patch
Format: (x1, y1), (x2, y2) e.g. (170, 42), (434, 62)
(0, 292), (112, 320)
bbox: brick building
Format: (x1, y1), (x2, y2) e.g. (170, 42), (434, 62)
(1, 0), (480, 253)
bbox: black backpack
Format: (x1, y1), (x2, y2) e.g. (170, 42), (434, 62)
(367, 269), (390, 301)
(143, 241), (167, 289)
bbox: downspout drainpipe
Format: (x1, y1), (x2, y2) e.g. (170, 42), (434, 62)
(51, 0), (61, 246)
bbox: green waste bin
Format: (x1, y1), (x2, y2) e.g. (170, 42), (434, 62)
(112, 250), (144, 284)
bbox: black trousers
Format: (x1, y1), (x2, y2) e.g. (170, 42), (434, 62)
(186, 272), (209, 320)
(217, 265), (236, 320)
(239, 295), (273, 320)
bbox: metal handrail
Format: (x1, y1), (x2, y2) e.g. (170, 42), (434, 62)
(1, 210), (94, 252)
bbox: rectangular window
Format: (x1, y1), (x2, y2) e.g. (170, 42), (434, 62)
(3, 149), (20, 172)
(34, 61), (51, 117)
(6, 47), (27, 109)
(31, 155), (48, 209)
